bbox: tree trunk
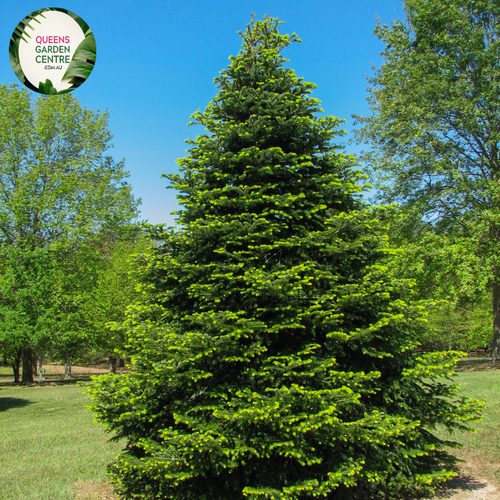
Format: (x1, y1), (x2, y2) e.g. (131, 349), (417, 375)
(492, 271), (500, 362)
(21, 347), (34, 384)
(38, 351), (45, 384)
(11, 353), (21, 384)
(110, 356), (118, 374)
(64, 357), (72, 378)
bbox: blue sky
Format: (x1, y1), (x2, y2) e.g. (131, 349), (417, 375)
(1, 1), (405, 226)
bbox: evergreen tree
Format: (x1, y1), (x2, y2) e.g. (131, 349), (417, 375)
(87, 17), (481, 500)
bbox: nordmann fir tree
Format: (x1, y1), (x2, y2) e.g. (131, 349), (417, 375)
(87, 17), (481, 500)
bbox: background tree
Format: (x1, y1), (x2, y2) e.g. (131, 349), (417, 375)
(354, 0), (500, 360)
(423, 299), (491, 354)
(0, 247), (64, 383)
(0, 84), (140, 383)
(88, 17), (480, 500)
(46, 240), (109, 379)
(378, 210), (491, 353)
(83, 235), (150, 373)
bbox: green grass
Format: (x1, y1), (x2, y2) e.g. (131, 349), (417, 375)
(437, 362), (500, 482)
(0, 381), (122, 500)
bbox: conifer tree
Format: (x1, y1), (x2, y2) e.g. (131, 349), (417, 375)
(87, 17), (481, 500)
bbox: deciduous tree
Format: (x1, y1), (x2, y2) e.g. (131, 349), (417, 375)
(0, 84), (139, 383)
(354, 0), (500, 360)
(83, 236), (149, 373)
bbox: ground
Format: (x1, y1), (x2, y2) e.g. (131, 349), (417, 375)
(433, 463), (499, 500)
(430, 358), (500, 500)
(73, 481), (118, 500)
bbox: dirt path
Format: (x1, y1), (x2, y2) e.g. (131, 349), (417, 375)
(432, 455), (500, 500)
(434, 475), (498, 499)
(45, 363), (116, 375)
(73, 480), (118, 499)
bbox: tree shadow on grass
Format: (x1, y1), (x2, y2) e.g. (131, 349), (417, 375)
(41, 375), (94, 386)
(0, 375), (95, 388)
(456, 357), (500, 371)
(0, 397), (34, 412)
(433, 472), (491, 498)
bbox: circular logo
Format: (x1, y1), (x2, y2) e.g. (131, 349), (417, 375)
(9, 8), (96, 95)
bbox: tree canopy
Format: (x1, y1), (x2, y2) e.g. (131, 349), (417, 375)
(83, 235), (150, 373)
(354, 0), (500, 359)
(0, 85), (139, 249)
(0, 84), (140, 383)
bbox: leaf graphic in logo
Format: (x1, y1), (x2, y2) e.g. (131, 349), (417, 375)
(38, 79), (58, 95)
(9, 10), (47, 84)
(62, 32), (96, 85)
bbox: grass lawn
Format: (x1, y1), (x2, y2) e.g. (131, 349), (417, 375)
(0, 377), (122, 500)
(0, 359), (498, 500)
(435, 359), (500, 486)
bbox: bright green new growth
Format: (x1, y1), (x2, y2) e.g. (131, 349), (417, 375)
(87, 17), (481, 499)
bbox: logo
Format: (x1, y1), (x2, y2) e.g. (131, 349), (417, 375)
(9, 8), (96, 95)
